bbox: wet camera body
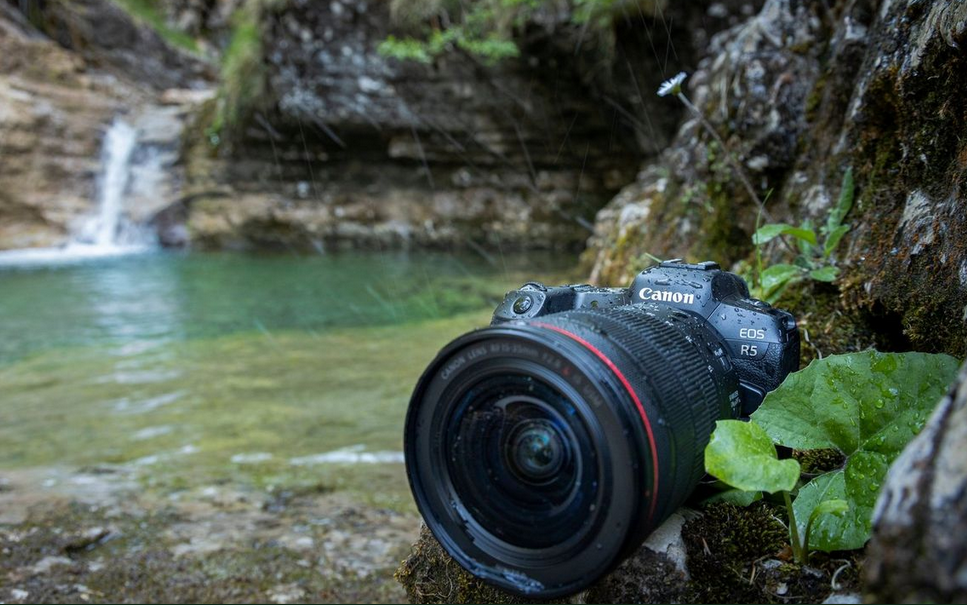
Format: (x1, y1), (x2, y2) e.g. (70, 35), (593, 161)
(405, 260), (800, 598)
(492, 259), (800, 416)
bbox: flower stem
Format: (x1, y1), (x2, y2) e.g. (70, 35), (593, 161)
(674, 91), (802, 259)
(675, 92), (772, 222)
(783, 490), (806, 564)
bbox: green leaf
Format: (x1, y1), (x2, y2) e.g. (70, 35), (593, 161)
(753, 223), (818, 246)
(703, 488), (763, 507)
(797, 218), (816, 256)
(705, 420), (800, 494)
(826, 167), (854, 234)
(811, 498), (849, 519)
(758, 263), (803, 302)
(809, 266), (839, 282)
(823, 224), (851, 258)
(793, 472), (870, 550)
(753, 351), (960, 550)
(801, 492), (851, 552)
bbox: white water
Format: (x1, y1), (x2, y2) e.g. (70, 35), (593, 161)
(0, 119), (154, 266)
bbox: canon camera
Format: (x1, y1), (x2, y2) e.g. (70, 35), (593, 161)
(404, 259), (800, 597)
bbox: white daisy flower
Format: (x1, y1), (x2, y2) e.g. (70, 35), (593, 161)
(657, 71), (688, 97)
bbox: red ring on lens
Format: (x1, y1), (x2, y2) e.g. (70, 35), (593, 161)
(534, 322), (660, 522)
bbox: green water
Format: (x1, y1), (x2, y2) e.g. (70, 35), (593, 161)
(0, 251), (574, 508)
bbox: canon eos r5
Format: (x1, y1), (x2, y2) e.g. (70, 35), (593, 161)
(404, 260), (800, 597)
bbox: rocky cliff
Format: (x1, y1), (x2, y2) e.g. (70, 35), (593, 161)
(178, 0), (760, 251)
(584, 0), (967, 357)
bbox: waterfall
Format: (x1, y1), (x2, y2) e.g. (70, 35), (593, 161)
(82, 119), (139, 248)
(0, 118), (154, 265)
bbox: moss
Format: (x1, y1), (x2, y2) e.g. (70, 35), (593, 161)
(841, 24), (967, 360)
(1, 501), (410, 603)
(793, 448), (846, 475)
(395, 526), (554, 604)
(210, 0), (281, 142)
(804, 71), (827, 122)
(699, 176), (755, 266)
(772, 280), (881, 366)
(682, 502), (788, 603)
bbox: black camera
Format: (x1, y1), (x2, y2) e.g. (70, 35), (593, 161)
(404, 260), (800, 597)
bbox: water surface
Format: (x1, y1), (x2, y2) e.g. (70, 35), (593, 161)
(0, 250), (575, 507)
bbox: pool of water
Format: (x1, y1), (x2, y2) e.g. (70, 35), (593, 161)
(0, 250), (575, 507)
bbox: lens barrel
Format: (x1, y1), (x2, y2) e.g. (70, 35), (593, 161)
(405, 303), (739, 597)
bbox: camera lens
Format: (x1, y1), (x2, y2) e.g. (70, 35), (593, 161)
(405, 303), (740, 597)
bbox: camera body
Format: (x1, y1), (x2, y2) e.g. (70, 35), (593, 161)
(492, 259), (799, 416)
(405, 260), (800, 598)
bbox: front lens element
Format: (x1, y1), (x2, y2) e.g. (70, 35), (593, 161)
(446, 375), (591, 549)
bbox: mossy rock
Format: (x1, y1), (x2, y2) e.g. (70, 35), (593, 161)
(394, 525), (557, 604)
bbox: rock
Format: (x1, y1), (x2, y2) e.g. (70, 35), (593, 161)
(0, 20), (123, 249)
(41, 0), (214, 90)
(179, 1), (760, 251)
(581, 513), (691, 604)
(30, 556), (75, 575)
(584, 0), (967, 358)
(864, 360), (967, 603)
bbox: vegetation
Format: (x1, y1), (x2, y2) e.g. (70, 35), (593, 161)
(110, 0), (199, 52)
(752, 168), (855, 303)
(378, 0), (663, 64)
(705, 351), (960, 562)
(209, 0), (277, 143)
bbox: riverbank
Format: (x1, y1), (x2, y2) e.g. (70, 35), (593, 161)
(0, 466), (419, 603)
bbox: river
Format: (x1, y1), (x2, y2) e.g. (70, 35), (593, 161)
(0, 250), (574, 509)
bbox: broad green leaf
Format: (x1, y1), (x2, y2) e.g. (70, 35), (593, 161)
(809, 266), (839, 282)
(753, 351), (960, 550)
(793, 472), (871, 550)
(823, 224), (850, 258)
(802, 494), (851, 551)
(826, 167), (854, 234)
(705, 420), (800, 494)
(753, 223), (818, 246)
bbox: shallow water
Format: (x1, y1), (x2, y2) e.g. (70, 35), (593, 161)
(0, 250), (575, 508)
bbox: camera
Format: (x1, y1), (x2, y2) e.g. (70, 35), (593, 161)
(404, 260), (800, 597)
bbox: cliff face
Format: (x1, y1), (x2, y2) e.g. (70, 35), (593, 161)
(0, 4), (125, 249)
(0, 0), (757, 253)
(180, 0), (759, 251)
(584, 0), (967, 358)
